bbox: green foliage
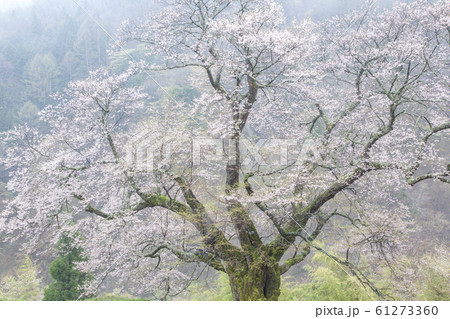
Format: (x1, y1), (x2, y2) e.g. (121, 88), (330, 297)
(0, 257), (42, 301)
(186, 274), (233, 301)
(108, 45), (147, 75)
(43, 234), (91, 301)
(416, 246), (450, 301)
(299, 252), (374, 301)
(88, 296), (148, 301)
(87, 290), (147, 301)
(279, 279), (304, 301)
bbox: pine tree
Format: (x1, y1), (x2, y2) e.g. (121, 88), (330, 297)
(43, 235), (91, 301)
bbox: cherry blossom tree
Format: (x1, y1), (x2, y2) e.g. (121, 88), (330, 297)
(1, 0), (449, 300)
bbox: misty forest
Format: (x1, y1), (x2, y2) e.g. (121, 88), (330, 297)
(0, 0), (449, 301)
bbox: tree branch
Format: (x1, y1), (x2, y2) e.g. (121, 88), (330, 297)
(280, 245), (311, 274)
(143, 244), (225, 273)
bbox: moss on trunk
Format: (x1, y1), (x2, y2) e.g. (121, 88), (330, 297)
(226, 256), (281, 301)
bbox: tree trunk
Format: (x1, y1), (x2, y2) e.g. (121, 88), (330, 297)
(225, 258), (281, 301)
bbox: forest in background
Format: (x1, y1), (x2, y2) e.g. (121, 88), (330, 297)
(0, 0), (448, 301)
(0, 0), (160, 297)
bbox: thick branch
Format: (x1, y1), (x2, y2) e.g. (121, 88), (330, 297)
(244, 173), (287, 237)
(267, 168), (366, 260)
(407, 172), (450, 185)
(143, 244), (225, 273)
(171, 177), (244, 261)
(280, 245), (311, 274)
